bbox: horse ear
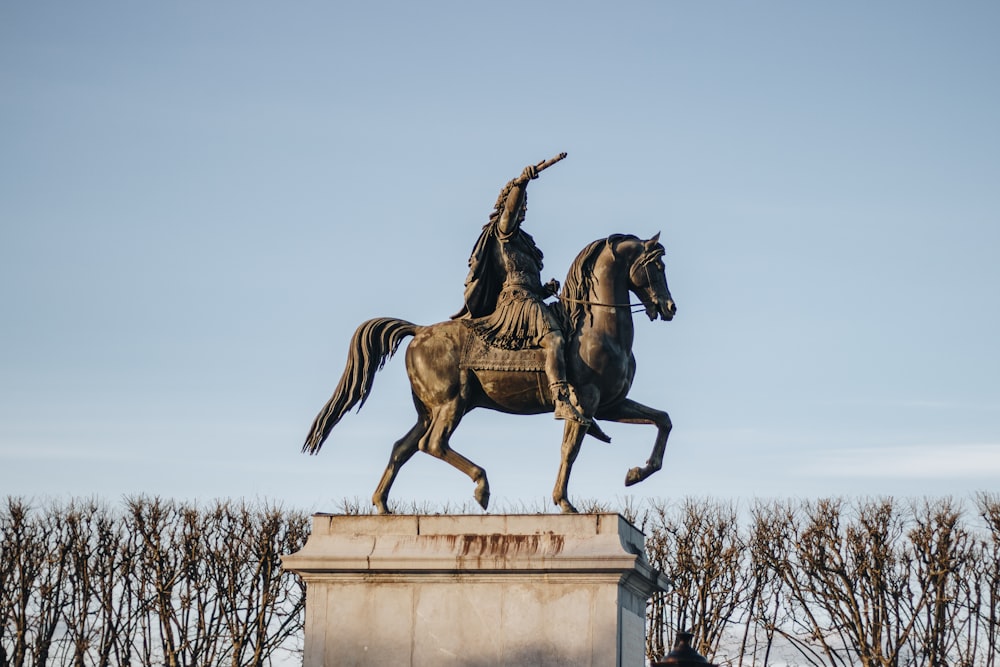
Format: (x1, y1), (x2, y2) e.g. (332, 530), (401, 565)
(650, 232), (661, 244)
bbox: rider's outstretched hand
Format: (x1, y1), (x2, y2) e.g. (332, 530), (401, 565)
(515, 164), (538, 186)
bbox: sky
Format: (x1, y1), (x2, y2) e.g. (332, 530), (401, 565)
(2, 2), (998, 515)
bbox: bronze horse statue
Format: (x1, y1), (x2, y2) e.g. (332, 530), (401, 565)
(303, 233), (676, 513)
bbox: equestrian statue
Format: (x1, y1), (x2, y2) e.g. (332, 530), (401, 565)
(303, 153), (677, 513)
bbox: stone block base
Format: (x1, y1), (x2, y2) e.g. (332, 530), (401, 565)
(282, 514), (667, 667)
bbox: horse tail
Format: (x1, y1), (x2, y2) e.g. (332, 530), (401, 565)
(302, 317), (418, 455)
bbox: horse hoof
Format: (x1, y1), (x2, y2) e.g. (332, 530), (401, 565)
(558, 500), (579, 514)
(475, 487), (491, 511)
(625, 467), (642, 486)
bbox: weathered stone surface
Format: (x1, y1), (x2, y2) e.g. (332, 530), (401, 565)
(282, 513), (668, 667)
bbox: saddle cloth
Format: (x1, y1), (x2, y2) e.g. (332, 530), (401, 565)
(459, 330), (546, 372)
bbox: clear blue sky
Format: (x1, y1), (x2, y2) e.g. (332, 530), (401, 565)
(2, 2), (998, 512)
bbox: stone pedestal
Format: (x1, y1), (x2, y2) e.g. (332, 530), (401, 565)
(282, 513), (668, 667)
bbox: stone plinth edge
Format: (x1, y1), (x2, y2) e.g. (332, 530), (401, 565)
(283, 513), (665, 587)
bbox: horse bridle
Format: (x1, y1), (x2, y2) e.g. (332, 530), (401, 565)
(557, 247), (665, 313)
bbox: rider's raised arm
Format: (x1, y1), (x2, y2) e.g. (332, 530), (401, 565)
(497, 165), (538, 236)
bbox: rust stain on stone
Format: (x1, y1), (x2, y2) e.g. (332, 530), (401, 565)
(431, 533), (565, 557)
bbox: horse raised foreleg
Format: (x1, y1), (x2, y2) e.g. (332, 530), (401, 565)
(372, 417), (428, 514)
(419, 404), (491, 510)
(596, 398), (672, 486)
(551, 420), (588, 513)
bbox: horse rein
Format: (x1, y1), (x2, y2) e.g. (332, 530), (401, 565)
(557, 294), (646, 313)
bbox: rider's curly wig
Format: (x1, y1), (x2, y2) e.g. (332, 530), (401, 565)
(489, 178), (527, 226)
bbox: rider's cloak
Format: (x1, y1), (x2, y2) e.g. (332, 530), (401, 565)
(451, 219), (544, 321)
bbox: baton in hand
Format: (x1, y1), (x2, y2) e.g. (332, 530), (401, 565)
(534, 152), (568, 173)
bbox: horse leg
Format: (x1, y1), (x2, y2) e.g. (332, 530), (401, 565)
(372, 416), (428, 514)
(596, 398), (672, 486)
(419, 402), (491, 510)
(551, 420), (588, 513)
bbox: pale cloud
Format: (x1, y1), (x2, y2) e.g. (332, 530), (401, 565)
(800, 444), (1000, 479)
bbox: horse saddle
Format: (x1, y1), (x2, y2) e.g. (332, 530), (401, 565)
(459, 331), (546, 372)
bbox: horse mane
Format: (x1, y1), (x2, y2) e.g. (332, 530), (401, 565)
(559, 233), (639, 331)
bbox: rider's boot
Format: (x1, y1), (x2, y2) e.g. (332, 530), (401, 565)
(551, 381), (590, 425)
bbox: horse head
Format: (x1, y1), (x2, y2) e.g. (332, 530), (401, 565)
(628, 233), (676, 322)
(561, 233), (677, 328)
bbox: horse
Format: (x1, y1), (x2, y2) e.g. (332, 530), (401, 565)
(303, 233), (677, 513)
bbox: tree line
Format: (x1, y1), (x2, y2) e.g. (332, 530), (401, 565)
(0, 497), (307, 667)
(637, 494), (1000, 667)
(2, 494), (998, 667)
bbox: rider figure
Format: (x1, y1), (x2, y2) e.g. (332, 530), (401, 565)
(452, 163), (588, 424)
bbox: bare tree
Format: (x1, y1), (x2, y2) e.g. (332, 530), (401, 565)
(738, 500), (794, 667)
(974, 492), (1000, 667)
(902, 498), (974, 667)
(645, 498), (751, 662)
(0, 497), (40, 667)
(0, 500), (71, 667)
(59, 500), (104, 667)
(644, 503), (670, 660)
(176, 503), (227, 667)
(126, 496), (186, 667)
(763, 498), (932, 667)
(51, 498), (143, 667)
(206, 500), (308, 667)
